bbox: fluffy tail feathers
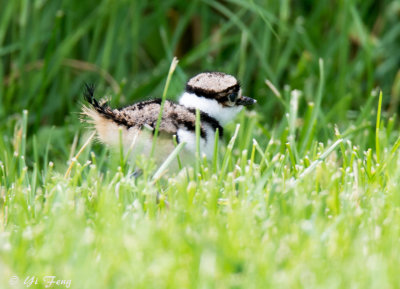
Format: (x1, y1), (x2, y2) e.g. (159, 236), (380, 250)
(82, 84), (127, 146)
(82, 83), (133, 128)
(81, 84), (150, 154)
(83, 83), (114, 118)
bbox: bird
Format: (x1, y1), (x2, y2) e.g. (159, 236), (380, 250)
(82, 72), (256, 167)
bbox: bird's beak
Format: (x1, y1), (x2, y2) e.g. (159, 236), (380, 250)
(237, 96), (257, 106)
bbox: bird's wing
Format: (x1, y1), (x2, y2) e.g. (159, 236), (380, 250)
(119, 100), (202, 136)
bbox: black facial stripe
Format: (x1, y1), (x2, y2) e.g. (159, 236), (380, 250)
(185, 83), (240, 101)
(218, 96), (229, 103)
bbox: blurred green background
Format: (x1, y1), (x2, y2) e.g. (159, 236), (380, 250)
(2, 2), (400, 288)
(1, 0), (400, 160)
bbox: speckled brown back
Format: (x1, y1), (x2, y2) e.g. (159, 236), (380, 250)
(115, 100), (199, 135)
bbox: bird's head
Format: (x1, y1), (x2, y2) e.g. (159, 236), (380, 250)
(179, 72), (256, 125)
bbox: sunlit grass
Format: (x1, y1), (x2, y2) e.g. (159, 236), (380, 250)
(2, 85), (400, 288)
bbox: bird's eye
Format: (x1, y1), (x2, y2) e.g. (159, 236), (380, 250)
(228, 92), (238, 102)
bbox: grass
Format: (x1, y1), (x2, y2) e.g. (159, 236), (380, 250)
(1, 0), (400, 288)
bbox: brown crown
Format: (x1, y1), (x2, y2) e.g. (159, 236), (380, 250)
(186, 72), (240, 99)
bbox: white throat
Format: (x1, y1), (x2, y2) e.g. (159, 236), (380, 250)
(179, 92), (243, 126)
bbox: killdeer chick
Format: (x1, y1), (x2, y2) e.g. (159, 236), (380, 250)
(82, 72), (256, 165)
